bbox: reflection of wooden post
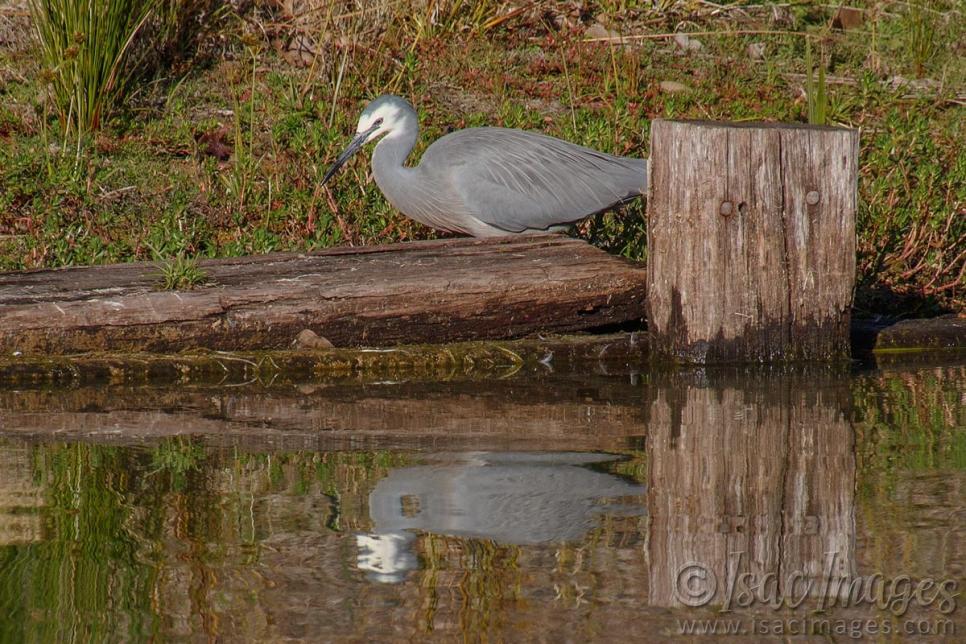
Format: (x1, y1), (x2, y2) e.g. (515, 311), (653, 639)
(782, 390), (856, 586)
(646, 370), (855, 608)
(646, 121), (858, 363)
(0, 444), (43, 545)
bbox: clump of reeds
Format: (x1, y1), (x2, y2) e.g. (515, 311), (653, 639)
(29, 0), (154, 140)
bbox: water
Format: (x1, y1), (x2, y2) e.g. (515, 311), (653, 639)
(0, 358), (963, 641)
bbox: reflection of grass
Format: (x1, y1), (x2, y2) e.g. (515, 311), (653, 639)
(852, 366), (964, 580)
(419, 533), (521, 635)
(149, 436), (206, 489)
(0, 443), (162, 642)
(0, 444), (420, 640)
(853, 367), (966, 498)
(236, 450), (413, 532)
(607, 451), (647, 483)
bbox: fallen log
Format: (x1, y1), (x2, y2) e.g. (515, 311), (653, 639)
(851, 315), (966, 353)
(0, 236), (647, 355)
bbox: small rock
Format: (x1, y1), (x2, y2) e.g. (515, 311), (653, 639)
(770, 5), (795, 28)
(673, 33), (703, 52)
(294, 329), (334, 350)
(659, 80), (689, 94)
(747, 42), (766, 60)
(832, 7), (864, 31)
(586, 22), (621, 41)
(195, 126), (232, 161)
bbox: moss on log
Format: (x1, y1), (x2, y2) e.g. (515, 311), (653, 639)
(0, 333), (649, 388)
(0, 315), (962, 389)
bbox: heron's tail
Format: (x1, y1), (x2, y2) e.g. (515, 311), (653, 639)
(618, 157), (648, 196)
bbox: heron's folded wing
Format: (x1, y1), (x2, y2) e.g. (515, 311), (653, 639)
(442, 129), (645, 233)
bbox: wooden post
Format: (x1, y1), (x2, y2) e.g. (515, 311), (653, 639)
(646, 120), (859, 363)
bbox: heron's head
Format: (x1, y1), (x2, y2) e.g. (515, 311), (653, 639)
(356, 95), (413, 140)
(322, 95), (415, 185)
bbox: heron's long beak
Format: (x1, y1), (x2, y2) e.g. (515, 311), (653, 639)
(321, 123), (380, 185)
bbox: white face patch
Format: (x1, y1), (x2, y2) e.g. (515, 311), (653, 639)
(357, 103), (403, 139)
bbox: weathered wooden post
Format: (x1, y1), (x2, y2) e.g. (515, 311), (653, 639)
(646, 121), (859, 363)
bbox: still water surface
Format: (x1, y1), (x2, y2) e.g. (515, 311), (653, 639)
(0, 358), (963, 641)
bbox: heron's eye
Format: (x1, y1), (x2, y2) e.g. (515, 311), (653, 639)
(374, 117), (384, 126)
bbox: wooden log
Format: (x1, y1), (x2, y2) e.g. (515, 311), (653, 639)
(0, 236), (647, 355)
(852, 315), (966, 354)
(646, 120), (859, 363)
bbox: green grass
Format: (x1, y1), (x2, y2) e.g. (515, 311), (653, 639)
(804, 37), (828, 126)
(155, 253), (208, 290)
(0, 0), (963, 314)
(28, 0), (154, 142)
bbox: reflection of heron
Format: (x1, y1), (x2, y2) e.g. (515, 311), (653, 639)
(355, 532), (417, 585)
(356, 452), (645, 583)
(322, 95), (648, 237)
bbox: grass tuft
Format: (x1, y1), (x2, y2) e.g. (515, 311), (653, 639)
(804, 38), (828, 126)
(905, 0), (942, 78)
(156, 253), (208, 290)
(28, 0), (154, 141)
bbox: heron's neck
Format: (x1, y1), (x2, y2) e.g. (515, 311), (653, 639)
(372, 125), (417, 174)
(371, 123), (421, 214)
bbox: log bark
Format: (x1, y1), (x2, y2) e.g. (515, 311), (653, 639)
(646, 120), (859, 363)
(0, 236), (647, 355)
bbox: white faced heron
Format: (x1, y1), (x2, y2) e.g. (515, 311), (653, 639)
(322, 95), (648, 237)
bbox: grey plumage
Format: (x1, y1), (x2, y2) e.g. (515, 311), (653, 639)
(322, 95), (648, 237)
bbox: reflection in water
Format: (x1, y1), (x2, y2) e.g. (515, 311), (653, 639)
(358, 452), (645, 582)
(0, 363), (962, 640)
(0, 446), (44, 545)
(356, 532), (418, 583)
(645, 372), (856, 607)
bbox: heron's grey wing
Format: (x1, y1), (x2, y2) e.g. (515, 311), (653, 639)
(424, 128), (647, 233)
